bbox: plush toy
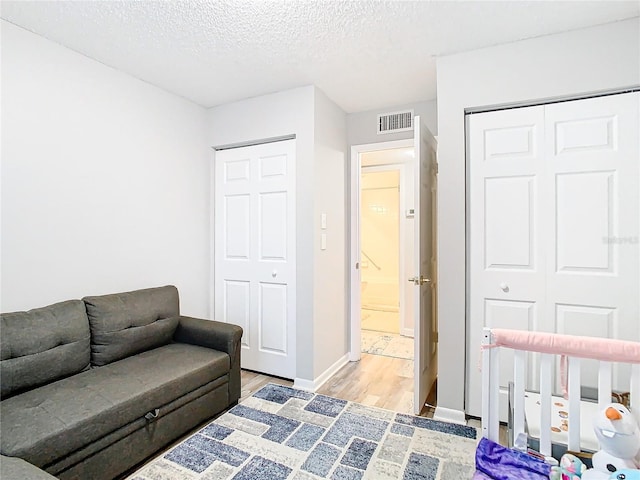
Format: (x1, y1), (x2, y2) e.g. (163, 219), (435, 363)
(550, 453), (587, 479)
(581, 403), (640, 480)
(608, 470), (640, 480)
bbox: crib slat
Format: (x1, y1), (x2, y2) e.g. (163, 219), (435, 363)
(482, 328), (500, 442)
(488, 346), (500, 442)
(539, 353), (553, 457)
(568, 357), (581, 452)
(631, 364), (640, 426)
(598, 361), (612, 409)
(513, 350), (526, 443)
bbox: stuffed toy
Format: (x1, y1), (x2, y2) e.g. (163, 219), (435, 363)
(550, 453), (587, 479)
(608, 470), (640, 480)
(581, 403), (640, 480)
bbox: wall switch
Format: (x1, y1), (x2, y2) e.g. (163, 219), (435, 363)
(321, 233), (327, 250)
(321, 213), (327, 229)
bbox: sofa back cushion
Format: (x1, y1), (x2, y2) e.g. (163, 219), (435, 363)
(83, 285), (180, 366)
(0, 300), (91, 398)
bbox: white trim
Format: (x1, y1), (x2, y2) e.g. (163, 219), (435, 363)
(292, 378), (316, 392)
(209, 150), (217, 319)
(401, 327), (414, 338)
(349, 144), (362, 362)
(433, 406), (467, 426)
(212, 134), (296, 151)
(293, 353), (350, 392)
(465, 85), (640, 115)
(350, 139), (414, 362)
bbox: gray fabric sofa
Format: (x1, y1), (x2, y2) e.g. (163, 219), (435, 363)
(0, 285), (243, 480)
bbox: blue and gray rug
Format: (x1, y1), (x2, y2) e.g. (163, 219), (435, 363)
(130, 384), (478, 480)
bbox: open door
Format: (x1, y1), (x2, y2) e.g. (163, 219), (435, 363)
(412, 115), (438, 415)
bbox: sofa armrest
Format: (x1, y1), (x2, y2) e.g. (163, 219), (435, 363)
(0, 455), (57, 480)
(173, 316), (243, 404)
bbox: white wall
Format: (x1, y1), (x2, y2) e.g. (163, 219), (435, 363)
(207, 86), (317, 381)
(207, 86), (349, 384)
(313, 87), (348, 377)
(347, 99), (437, 146)
(1, 21), (210, 315)
(435, 18), (640, 418)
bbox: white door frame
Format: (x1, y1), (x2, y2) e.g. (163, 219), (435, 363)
(349, 139), (414, 361)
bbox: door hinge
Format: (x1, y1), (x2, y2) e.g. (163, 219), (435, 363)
(434, 332), (439, 343)
(408, 275), (431, 286)
(435, 162), (439, 174)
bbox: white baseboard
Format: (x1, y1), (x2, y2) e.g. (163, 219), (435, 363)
(400, 328), (414, 338)
(433, 406), (467, 425)
(292, 378), (315, 392)
(293, 353), (350, 392)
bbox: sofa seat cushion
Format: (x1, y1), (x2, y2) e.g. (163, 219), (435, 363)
(0, 342), (229, 468)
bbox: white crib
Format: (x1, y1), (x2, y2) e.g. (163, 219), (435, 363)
(481, 327), (640, 457)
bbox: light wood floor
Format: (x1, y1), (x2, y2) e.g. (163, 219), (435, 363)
(241, 352), (436, 417)
(240, 353), (506, 439)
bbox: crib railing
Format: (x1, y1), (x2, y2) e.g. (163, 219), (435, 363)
(481, 327), (640, 457)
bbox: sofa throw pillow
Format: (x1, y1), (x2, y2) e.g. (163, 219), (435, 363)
(83, 285), (180, 366)
(0, 300), (91, 398)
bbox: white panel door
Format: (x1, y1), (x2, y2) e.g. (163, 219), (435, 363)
(545, 93), (639, 393)
(214, 140), (296, 379)
(413, 116), (438, 415)
(467, 92), (640, 418)
(467, 105), (546, 418)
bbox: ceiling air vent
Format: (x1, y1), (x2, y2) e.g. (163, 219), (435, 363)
(377, 110), (414, 134)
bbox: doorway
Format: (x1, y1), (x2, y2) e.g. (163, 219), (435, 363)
(359, 161), (414, 362)
(350, 117), (437, 415)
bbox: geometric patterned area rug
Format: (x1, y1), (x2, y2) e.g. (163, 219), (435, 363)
(361, 330), (414, 360)
(129, 384), (478, 480)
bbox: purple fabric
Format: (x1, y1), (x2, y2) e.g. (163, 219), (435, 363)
(472, 471), (494, 480)
(475, 437), (551, 480)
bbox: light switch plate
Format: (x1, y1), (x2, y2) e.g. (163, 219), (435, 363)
(321, 233), (327, 250)
(321, 213), (327, 229)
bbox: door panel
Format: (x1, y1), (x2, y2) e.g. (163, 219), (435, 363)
(555, 304), (621, 393)
(259, 282), (288, 353)
(215, 139), (296, 379)
(225, 195), (251, 259)
(485, 176), (535, 269)
(467, 93), (639, 418)
(556, 171), (614, 272)
(259, 191), (288, 260)
(224, 280), (251, 347)
(413, 116), (437, 415)
(545, 93), (638, 395)
(468, 105), (545, 418)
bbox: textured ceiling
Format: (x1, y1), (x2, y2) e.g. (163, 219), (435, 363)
(1, 1), (638, 113)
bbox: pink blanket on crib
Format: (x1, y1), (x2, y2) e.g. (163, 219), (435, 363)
(488, 329), (640, 363)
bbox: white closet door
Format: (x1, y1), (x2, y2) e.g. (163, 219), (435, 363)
(214, 140), (296, 379)
(467, 92), (639, 418)
(544, 93), (639, 393)
(467, 105), (546, 418)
